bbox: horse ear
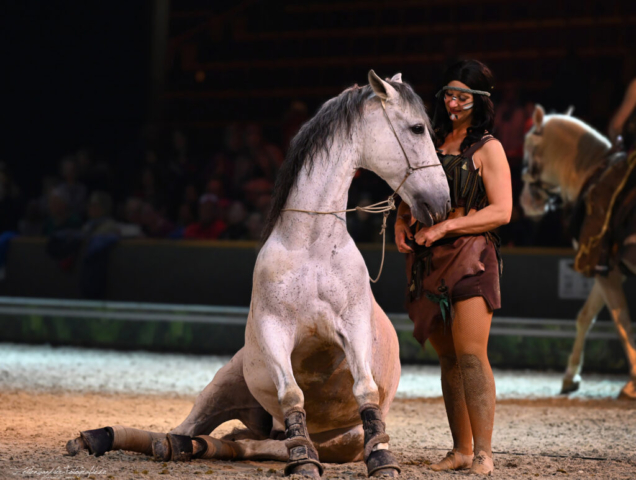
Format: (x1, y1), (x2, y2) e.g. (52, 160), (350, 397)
(390, 73), (403, 83)
(533, 104), (545, 133)
(368, 70), (398, 102)
(565, 105), (575, 116)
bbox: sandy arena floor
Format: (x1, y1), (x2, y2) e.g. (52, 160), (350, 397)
(1, 344), (635, 479)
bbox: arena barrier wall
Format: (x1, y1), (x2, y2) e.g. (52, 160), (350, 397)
(1, 237), (634, 371)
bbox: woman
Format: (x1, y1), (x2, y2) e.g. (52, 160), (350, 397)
(395, 60), (512, 475)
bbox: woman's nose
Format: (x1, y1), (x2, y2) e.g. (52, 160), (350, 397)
(448, 99), (458, 108)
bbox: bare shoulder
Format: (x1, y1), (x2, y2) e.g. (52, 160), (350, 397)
(628, 78), (636, 96)
(473, 138), (506, 169)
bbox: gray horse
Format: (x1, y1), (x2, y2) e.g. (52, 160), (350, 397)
(67, 71), (450, 478)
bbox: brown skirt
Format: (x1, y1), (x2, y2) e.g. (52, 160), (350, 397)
(405, 233), (501, 346)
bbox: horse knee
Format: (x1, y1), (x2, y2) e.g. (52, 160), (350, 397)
(279, 384), (305, 411)
(352, 376), (380, 406)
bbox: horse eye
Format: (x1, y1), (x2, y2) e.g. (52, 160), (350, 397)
(410, 124), (425, 135)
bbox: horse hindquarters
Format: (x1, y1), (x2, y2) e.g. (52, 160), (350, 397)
(170, 348), (272, 438)
(596, 270), (636, 400)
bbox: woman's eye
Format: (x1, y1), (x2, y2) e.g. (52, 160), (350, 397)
(410, 124), (425, 134)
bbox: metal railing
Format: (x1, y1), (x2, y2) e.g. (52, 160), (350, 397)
(0, 296), (624, 340)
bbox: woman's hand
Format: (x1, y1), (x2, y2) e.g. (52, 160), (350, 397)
(395, 218), (414, 253)
(414, 221), (449, 247)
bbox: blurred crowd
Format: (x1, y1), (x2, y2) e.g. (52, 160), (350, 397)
(0, 93), (574, 249)
(1, 122), (289, 244)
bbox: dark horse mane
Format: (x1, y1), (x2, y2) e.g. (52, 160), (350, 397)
(262, 80), (427, 242)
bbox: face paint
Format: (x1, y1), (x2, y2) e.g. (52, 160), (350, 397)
(462, 103), (474, 110)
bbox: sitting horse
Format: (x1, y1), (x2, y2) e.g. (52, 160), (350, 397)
(520, 105), (636, 400)
(66, 71), (451, 478)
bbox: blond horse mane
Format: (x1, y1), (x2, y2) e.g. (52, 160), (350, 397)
(540, 113), (611, 202)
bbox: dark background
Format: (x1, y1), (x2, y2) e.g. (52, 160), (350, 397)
(3, 0), (634, 196)
(2, 1), (150, 199)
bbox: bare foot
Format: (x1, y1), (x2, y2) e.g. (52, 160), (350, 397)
(469, 450), (494, 475)
(430, 450), (473, 471)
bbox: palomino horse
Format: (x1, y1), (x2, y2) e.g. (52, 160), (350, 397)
(66, 71), (450, 478)
(520, 105), (636, 400)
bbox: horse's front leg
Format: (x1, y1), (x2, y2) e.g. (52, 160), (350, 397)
(249, 314), (323, 479)
(339, 304), (401, 478)
(597, 269), (636, 400)
(562, 280), (605, 394)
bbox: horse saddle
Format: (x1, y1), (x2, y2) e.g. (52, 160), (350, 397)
(572, 150), (636, 277)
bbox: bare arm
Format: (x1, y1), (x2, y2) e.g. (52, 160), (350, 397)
(415, 140), (512, 246)
(396, 200), (412, 223)
(394, 200), (414, 253)
(609, 79), (636, 143)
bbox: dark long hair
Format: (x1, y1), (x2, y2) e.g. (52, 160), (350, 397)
(262, 80), (427, 243)
(432, 60), (495, 153)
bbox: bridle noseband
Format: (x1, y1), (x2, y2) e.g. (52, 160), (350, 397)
(522, 139), (561, 209)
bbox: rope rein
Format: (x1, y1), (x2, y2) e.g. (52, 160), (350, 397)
(281, 98), (442, 283)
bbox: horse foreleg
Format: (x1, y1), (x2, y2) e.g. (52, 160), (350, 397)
(339, 312), (400, 478)
(597, 269), (636, 400)
(247, 315), (323, 479)
(562, 280), (605, 394)
(171, 347), (272, 438)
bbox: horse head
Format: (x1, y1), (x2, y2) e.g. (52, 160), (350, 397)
(520, 104), (611, 218)
(361, 70), (450, 226)
(520, 104), (554, 218)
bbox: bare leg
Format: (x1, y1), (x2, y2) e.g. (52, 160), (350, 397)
(596, 269), (636, 400)
(171, 348), (272, 438)
(452, 297), (495, 474)
(562, 281), (605, 394)
(428, 325), (473, 470)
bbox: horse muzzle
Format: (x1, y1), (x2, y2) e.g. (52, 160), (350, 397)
(411, 195), (451, 226)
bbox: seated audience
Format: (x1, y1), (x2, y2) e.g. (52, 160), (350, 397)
(183, 194), (227, 240)
(42, 188), (83, 235)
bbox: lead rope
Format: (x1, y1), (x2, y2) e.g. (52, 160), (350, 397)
(281, 98), (442, 283)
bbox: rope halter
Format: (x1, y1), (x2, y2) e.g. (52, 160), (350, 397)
(282, 95), (444, 283)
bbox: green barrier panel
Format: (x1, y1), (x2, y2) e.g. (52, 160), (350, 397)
(0, 313), (628, 373)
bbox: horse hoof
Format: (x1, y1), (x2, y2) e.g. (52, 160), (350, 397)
(560, 379), (580, 395)
(166, 434), (193, 461)
(66, 437), (88, 456)
(152, 437), (172, 462)
(367, 450), (401, 477)
(371, 467), (400, 477)
(288, 463), (322, 479)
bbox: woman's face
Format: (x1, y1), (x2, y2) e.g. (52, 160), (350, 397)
(443, 80), (474, 123)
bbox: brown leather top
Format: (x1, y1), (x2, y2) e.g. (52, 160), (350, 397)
(437, 134), (495, 213)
